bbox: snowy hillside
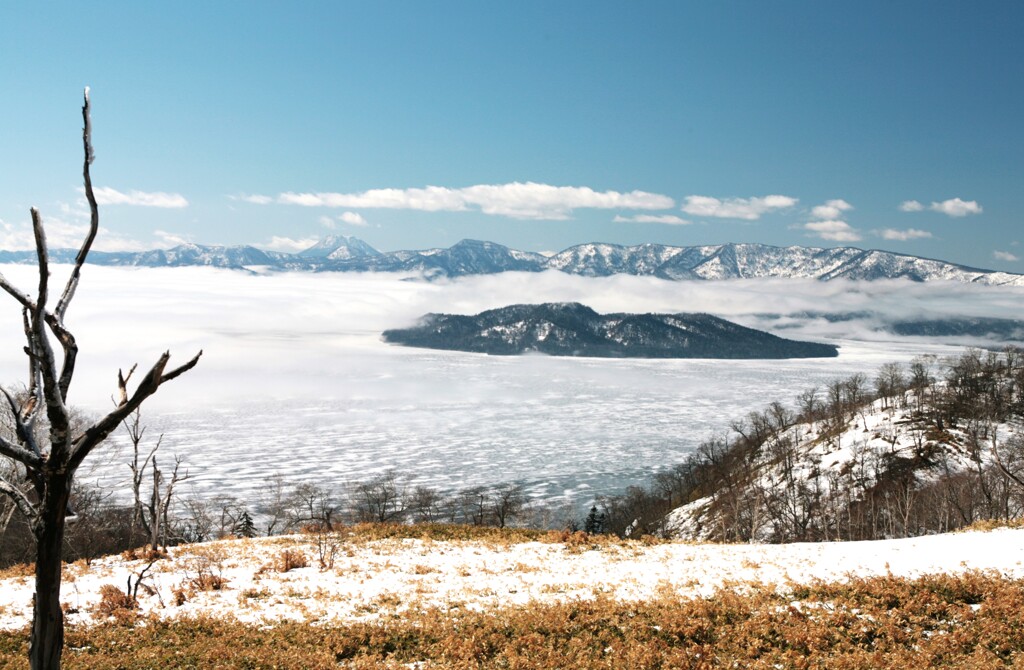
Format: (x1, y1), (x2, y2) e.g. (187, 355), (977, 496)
(661, 349), (1024, 543)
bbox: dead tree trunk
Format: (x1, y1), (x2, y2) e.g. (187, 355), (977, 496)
(0, 89), (201, 670)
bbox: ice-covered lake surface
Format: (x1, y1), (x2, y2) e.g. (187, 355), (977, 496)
(103, 339), (966, 509)
(1, 264), (1020, 511)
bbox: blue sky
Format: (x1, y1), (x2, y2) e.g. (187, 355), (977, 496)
(1, 1), (1021, 269)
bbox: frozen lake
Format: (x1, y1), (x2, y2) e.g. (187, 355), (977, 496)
(1, 264), (1020, 511)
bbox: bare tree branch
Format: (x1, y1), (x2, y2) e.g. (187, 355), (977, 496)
(117, 364), (138, 406)
(28, 210), (72, 454)
(992, 437), (1024, 490)
(160, 350), (202, 384)
(55, 88), (99, 321)
(0, 273), (32, 308)
(21, 308), (41, 418)
(1, 387), (41, 458)
(0, 479), (35, 519)
(0, 434), (44, 470)
(68, 350), (202, 472)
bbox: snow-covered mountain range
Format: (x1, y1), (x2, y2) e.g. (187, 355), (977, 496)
(3, 236), (1022, 285)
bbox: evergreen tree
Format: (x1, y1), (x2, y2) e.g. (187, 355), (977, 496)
(234, 510), (257, 538)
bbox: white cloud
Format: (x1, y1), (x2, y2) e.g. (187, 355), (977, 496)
(318, 216), (336, 229)
(811, 199), (853, 220)
(681, 195), (797, 220)
(930, 198), (982, 217)
(259, 236), (321, 253)
(277, 182), (674, 220)
(613, 214), (693, 225)
(803, 220), (862, 242)
(232, 193), (274, 205)
(877, 228), (933, 241)
(0, 218), (150, 252)
(899, 200), (925, 212)
(154, 230), (192, 247)
(93, 187), (189, 208)
(339, 211), (369, 227)
(994, 250), (1019, 262)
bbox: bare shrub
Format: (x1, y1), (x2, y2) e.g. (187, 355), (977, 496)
(92, 584), (137, 622)
(266, 549), (308, 573)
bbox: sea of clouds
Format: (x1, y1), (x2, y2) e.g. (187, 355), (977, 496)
(0, 265), (1020, 510)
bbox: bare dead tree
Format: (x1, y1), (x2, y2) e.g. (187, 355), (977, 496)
(123, 406), (188, 551)
(0, 89), (201, 670)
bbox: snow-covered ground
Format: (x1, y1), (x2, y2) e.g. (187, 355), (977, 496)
(1, 528), (1022, 630)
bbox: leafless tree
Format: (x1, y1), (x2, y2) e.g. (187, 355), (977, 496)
(288, 482), (338, 531)
(875, 362), (907, 411)
(489, 482), (527, 528)
(124, 407), (188, 551)
(407, 484), (447, 523)
(257, 472), (290, 535)
(0, 89), (200, 670)
(348, 469), (410, 523)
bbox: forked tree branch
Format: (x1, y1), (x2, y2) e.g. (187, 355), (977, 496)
(0, 480), (35, 519)
(0, 434), (44, 470)
(117, 364), (138, 406)
(0, 388), (41, 458)
(68, 350), (202, 472)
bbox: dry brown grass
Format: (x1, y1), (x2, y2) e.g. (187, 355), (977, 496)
(0, 563), (34, 580)
(3, 570), (1024, 668)
(961, 518), (1024, 533)
(262, 548), (309, 574)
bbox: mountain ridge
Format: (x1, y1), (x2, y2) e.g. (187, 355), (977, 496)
(1, 237), (1021, 285)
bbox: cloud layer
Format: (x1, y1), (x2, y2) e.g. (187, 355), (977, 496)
(878, 228), (933, 241)
(810, 199), (853, 221)
(0, 218), (151, 252)
(801, 199), (860, 242)
(930, 198), (983, 217)
(804, 220), (860, 242)
(613, 214), (692, 225)
(267, 182), (674, 220)
(93, 187), (189, 208)
(681, 195), (797, 220)
(901, 198), (983, 217)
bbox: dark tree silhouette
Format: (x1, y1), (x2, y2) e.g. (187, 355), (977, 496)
(0, 89), (201, 670)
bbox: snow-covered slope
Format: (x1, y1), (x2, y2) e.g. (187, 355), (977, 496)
(665, 389), (1023, 543)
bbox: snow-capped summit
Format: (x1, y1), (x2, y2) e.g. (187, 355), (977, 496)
(297, 235), (381, 260)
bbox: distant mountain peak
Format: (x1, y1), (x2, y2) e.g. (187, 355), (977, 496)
(298, 235), (380, 260)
